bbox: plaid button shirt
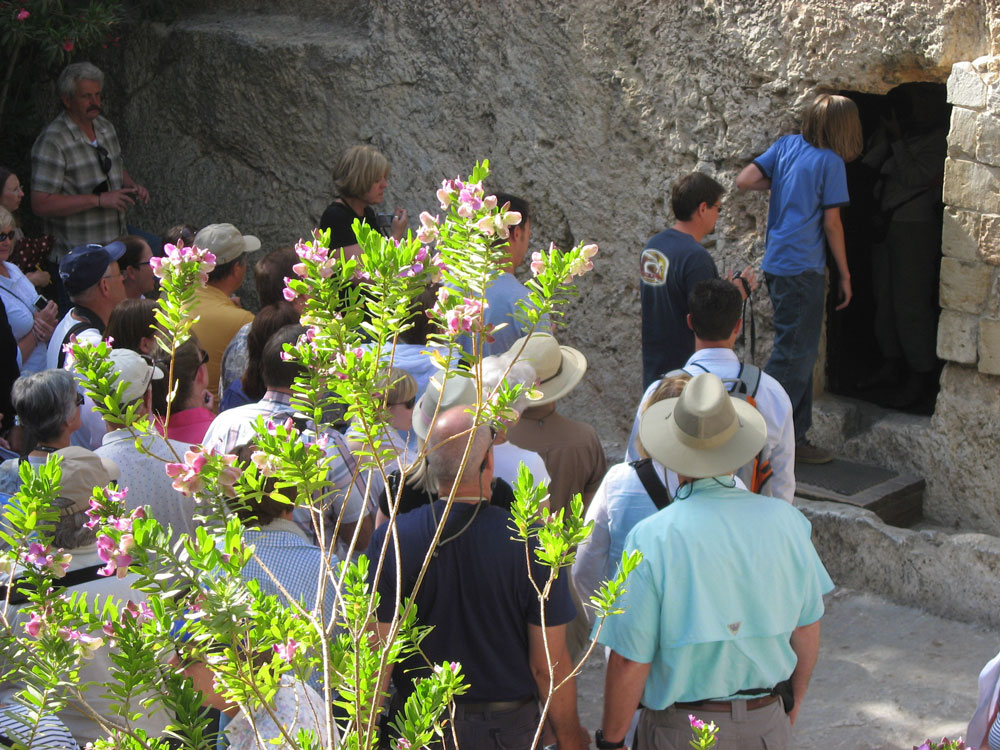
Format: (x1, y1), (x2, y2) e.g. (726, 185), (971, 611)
(30, 111), (126, 257)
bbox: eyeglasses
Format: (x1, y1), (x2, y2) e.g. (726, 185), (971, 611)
(75, 392), (85, 407)
(0, 231), (13, 241)
(199, 350), (210, 366)
(93, 143), (112, 176)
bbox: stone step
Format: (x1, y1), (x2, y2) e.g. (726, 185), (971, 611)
(797, 496), (1000, 628)
(794, 457), (924, 527)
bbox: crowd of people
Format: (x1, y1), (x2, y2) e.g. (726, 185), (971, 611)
(0, 59), (951, 750)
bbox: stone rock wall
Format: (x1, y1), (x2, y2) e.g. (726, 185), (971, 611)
(96, 1), (991, 520)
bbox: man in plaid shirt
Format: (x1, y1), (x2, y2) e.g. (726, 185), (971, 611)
(31, 62), (149, 260)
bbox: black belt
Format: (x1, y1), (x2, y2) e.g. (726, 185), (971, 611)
(454, 698), (534, 715)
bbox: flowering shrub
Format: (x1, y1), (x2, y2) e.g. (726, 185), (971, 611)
(689, 714), (719, 749)
(0, 160), (641, 749)
(913, 738), (969, 750)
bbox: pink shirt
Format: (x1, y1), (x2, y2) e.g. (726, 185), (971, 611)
(161, 407), (216, 446)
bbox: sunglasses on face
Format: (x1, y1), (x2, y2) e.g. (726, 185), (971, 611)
(75, 392), (85, 407)
(0, 231), (13, 242)
(199, 350), (210, 366)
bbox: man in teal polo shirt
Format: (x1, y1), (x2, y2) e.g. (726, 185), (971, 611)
(594, 373), (833, 750)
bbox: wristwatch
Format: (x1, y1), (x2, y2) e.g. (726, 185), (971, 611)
(595, 729), (625, 749)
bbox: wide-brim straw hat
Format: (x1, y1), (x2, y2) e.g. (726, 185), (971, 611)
(505, 332), (586, 406)
(638, 372), (766, 479)
(412, 371), (478, 442)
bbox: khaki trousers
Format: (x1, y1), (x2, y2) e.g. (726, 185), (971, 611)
(636, 699), (791, 750)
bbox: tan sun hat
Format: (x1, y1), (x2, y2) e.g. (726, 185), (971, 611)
(412, 371), (478, 441)
(53, 446), (120, 515)
(638, 372), (766, 479)
(504, 332), (586, 406)
(193, 223), (261, 264)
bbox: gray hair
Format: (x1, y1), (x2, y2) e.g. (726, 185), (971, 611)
(57, 62), (104, 99)
(51, 499), (97, 550)
(481, 355), (536, 414)
(11, 370), (78, 450)
(426, 407), (492, 490)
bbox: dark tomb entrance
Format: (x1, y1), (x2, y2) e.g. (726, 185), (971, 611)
(825, 82), (951, 415)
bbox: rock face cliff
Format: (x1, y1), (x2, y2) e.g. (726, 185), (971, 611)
(86, 1), (997, 527)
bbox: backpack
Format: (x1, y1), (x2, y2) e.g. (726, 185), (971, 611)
(673, 361), (774, 494)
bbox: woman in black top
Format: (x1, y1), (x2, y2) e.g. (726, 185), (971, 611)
(318, 145), (407, 258)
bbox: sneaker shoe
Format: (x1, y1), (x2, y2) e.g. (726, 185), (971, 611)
(796, 440), (833, 464)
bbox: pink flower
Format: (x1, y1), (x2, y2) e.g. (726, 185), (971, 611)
(165, 448), (209, 496)
(251, 451), (280, 477)
(416, 212), (440, 244)
(217, 454), (241, 498)
(530, 251), (546, 276)
(16, 9), (29, 20)
(62, 40), (74, 52)
(122, 600), (154, 624)
(96, 533), (134, 578)
(24, 614), (44, 638)
(689, 715), (704, 730)
(282, 277), (298, 302)
(273, 639), (298, 661)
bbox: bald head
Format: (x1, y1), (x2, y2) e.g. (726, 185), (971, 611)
(426, 406), (493, 496)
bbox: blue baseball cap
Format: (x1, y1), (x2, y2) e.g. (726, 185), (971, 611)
(59, 241), (126, 295)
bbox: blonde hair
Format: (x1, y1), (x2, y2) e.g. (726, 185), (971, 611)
(0, 205), (13, 231)
(802, 94), (863, 162)
(635, 373), (692, 460)
(334, 145), (390, 200)
(381, 367), (417, 406)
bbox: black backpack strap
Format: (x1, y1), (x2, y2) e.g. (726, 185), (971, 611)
(56, 306), (106, 369)
(0, 564), (106, 606)
(629, 458), (672, 511)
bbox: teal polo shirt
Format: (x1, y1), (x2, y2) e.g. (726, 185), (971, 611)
(596, 477), (834, 709)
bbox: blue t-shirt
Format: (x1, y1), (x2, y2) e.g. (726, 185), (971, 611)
(367, 500), (575, 702)
(754, 134), (850, 276)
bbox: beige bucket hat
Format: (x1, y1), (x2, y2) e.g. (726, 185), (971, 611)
(638, 372), (766, 479)
(504, 332), (587, 406)
(412, 371), (478, 441)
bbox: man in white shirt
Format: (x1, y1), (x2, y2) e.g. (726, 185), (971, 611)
(202, 324), (372, 551)
(95, 348), (198, 544)
(627, 278), (795, 502)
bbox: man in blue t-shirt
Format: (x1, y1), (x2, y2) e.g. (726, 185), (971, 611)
(640, 173), (755, 390)
(367, 406), (585, 750)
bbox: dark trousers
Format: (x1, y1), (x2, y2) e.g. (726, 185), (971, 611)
(445, 700), (539, 750)
(764, 271), (826, 444)
(872, 221), (940, 373)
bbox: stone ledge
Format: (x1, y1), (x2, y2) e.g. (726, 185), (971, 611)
(798, 497), (1000, 628)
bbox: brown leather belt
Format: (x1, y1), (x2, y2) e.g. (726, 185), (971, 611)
(674, 694), (779, 712)
(454, 697), (534, 715)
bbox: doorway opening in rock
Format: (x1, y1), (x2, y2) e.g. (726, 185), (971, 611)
(825, 83), (950, 416)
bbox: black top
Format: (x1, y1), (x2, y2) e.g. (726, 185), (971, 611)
(318, 200), (385, 250)
(377, 470), (516, 517)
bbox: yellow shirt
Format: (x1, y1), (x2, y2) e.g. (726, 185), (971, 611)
(190, 285), (254, 399)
